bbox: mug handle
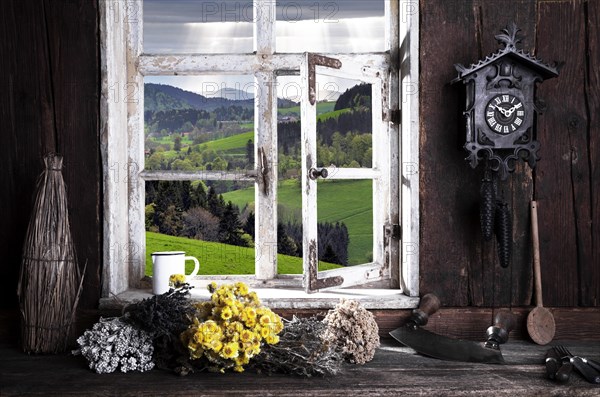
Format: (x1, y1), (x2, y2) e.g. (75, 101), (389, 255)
(185, 256), (200, 277)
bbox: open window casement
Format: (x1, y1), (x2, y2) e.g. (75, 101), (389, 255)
(300, 53), (396, 293)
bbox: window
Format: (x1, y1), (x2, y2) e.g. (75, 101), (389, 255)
(100, 0), (420, 308)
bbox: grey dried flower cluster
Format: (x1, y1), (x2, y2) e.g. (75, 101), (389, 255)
(74, 317), (155, 374)
(323, 299), (380, 365)
(251, 316), (344, 377)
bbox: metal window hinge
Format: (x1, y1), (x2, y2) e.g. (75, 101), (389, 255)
(307, 53), (342, 105)
(389, 109), (401, 125)
(385, 223), (401, 240)
(257, 146), (269, 196)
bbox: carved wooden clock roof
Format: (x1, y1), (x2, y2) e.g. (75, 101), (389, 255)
(452, 23), (560, 83)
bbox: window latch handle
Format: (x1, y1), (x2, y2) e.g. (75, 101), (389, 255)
(309, 167), (328, 180)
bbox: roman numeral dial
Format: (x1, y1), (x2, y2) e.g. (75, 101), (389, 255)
(485, 94), (525, 135)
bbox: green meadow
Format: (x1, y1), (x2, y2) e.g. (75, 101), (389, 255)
(200, 130), (253, 153)
(278, 101), (337, 116)
(223, 178), (373, 265)
(146, 231), (341, 276)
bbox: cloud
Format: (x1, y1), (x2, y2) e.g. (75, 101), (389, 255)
(143, 1), (385, 95)
(144, 0), (384, 24)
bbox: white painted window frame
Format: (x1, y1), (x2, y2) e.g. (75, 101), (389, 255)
(99, 0), (420, 307)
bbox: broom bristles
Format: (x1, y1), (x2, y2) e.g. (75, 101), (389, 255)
(18, 153), (84, 353)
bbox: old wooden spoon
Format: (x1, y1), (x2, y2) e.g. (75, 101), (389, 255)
(527, 200), (555, 345)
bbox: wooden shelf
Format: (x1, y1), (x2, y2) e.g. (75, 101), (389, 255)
(1, 339), (599, 396)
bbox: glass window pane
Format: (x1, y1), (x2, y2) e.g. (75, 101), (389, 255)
(145, 180), (256, 275)
(276, 0), (385, 53)
(144, 75), (255, 172)
(317, 179), (373, 266)
(277, 74), (373, 169)
(316, 77), (372, 169)
(144, 0), (254, 53)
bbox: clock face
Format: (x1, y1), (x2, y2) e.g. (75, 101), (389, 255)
(485, 94), (526, 134)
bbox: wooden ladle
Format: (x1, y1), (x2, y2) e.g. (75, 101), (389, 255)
(527, 201), (555, 345)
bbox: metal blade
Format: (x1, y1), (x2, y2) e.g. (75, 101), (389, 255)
(389, 326), (506, 364)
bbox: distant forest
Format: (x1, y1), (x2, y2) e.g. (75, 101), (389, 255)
(145, 180), (350, 266)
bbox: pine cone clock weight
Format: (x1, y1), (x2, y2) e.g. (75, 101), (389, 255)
(494, 200), (512, 268)
(480, 175), (496, 241)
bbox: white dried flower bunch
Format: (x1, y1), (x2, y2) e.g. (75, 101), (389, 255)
(74, 317), (155, 374)
(323, 299), (380, 365)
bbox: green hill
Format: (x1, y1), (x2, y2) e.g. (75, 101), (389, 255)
(223, 179), (373, 265)
(144, 83), (253, 112)
(278, 101), (337, 116)
(146, 231), (341, 276)
(200, 130), (253, 153)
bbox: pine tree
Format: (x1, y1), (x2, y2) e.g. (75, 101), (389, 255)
(243, 210), (255, 238)
(219, 202), (246, 246)
(207, 186), (224, 218)
(277, 223), (298, 256)
(190, 182), (207, 209)
(246, 139), (254, 168)
(321, 244), (339, 265)
(180, 181), (192, 211)
(158, 204), (183, 236)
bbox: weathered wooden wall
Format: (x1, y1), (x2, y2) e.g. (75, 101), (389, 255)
(0, 0), (101, 310)
(420, 0), (599, 307)
(0, 0), (597, 322)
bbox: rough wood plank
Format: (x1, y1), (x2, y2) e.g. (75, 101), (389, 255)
(0, 1), (53, 310)
(535, 0), (585, 307)
(1, 340), (599, 397)
(0, 0), (101, 310)
(475, 0), (537, 308)
(0, 1), (37, 310)
(420, 0), (479, 306)
(43, 0), (101, 308)
(373, 307), (600, 342)
(585, 0), (600, 307)
(548, 0), (595, 308)
(2, 307), (599, 349)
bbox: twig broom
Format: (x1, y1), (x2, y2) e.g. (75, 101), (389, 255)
(17, 153), (85, 353)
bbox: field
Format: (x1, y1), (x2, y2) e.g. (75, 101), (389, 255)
(223, 178), (373, 265)
(278, 101), (337, 116)
(200, 130), (253, 153)
(146, 231), (341, 275)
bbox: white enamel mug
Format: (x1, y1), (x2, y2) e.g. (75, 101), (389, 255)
(151, 251), (200, 294)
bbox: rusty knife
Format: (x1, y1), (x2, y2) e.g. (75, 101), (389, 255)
(389, 293), (515, 364)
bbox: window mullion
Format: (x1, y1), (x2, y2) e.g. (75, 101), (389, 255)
(254, 0), (278, 280)
(254, 0), (276, 54)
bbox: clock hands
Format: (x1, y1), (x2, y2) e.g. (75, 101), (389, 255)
(491, 104), (519, 118)
(490, 105), (511, 118)
(504, 105), (518, 117)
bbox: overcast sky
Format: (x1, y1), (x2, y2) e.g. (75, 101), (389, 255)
(143, 0), (385, 98)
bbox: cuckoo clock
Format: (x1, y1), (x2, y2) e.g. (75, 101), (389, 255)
(452, 23), (560, 268)
(452, 23), (560, 180)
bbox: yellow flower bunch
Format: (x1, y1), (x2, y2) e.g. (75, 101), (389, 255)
(180, 282), (283, 373)
(169, 274), (186, 288)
